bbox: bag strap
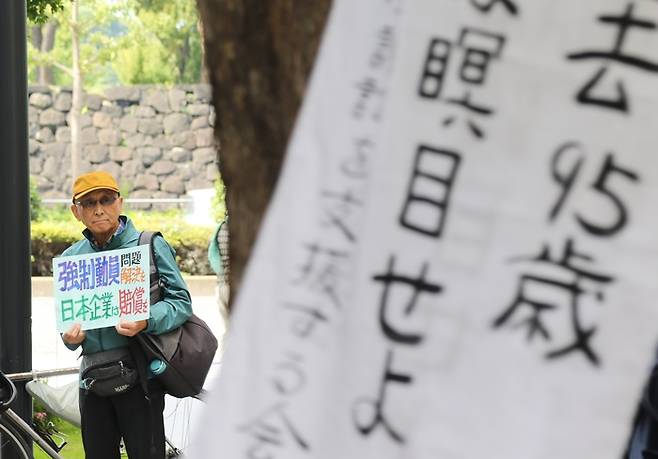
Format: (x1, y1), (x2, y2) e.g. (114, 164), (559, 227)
(133, 230), (163, 400)
(135, 231), (205, 400)
(138, 231), (164, 304)
(136, 231), (170, 455)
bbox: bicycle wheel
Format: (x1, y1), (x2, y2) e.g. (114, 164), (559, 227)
(0, 415), (31, 459)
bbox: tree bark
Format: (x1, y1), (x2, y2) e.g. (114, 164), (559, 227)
(31, 21), (57, 85)
(31, 24), (42, 49)
(39, 21), (57, 85)
(196, 0), (331, 306)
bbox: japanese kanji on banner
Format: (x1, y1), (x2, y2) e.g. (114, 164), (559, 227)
(190, 0), (658, 458)
(53, 245), (150, 332)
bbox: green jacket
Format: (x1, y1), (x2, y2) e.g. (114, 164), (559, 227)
(60, 216), (192, 354)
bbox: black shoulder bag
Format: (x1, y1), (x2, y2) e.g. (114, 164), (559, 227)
(130, 231), (218, 399)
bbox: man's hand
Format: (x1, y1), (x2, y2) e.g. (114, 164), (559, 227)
(62, 323), (86, 345)
(115, 319), (148, 337)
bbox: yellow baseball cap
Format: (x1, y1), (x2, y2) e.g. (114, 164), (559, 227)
(72, 171), (120, 202)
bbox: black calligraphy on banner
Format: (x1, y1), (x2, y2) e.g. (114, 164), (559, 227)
(353, 256), (442, 444)
(567, 2), (658, 113)
(352, 350), (412, 443)
(341, 138), (372, 180)
(417, 27), (506, 139)
(469, 0), (519, 16)
(492, 141), (641, 366)
(241, 131), (373, 457)
(372, 256), (442, 345)
(281, 301), (330, 340)
(271, 352), (307, 397)
(548, 142), (640, 237)
(120, 251), (142, 267)
(238, 402), (310, 459)
(293, 242), (350, 310)
(492, 238), (614, 366)
(353, 25), (395, 121)
(352, 4), (516, 443)
(320, 188), (363, 243)
(399, 144), (461, 238)
(234, 3), (400, 452)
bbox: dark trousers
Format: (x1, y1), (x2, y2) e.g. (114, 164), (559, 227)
(79, 383), (165, 459)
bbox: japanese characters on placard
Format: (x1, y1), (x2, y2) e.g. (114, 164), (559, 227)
(351, 0), (520, 446)
(567, 2), (658, 113)
(234, 2), (402, 457)
(52, 245), (150, 332)
(492, 2), (645, 367)
(492, 143), (639, 366)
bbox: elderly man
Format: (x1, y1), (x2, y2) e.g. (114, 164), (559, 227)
(61, 171), (192, 459)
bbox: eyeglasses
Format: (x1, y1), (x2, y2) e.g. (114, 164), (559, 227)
(75, 195), (119, 210)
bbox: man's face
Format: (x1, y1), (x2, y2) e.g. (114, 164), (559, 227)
(70, 189), (123, 241)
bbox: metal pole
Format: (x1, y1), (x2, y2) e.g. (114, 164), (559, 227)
(0, 0), (33, 458)
(6, 367), (79, 382)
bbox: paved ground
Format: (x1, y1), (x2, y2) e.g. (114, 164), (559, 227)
(29, 276), (229, 452)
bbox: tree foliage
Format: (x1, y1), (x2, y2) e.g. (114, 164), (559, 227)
(27, 0), (203, 88)
(27, 0), (67, 24)
(30, 21), (59, 85)
(28, 0), (130, 90)
(196, 0), (331, 298)
(114, 0), (202, 84)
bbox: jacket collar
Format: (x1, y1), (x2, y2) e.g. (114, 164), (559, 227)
(82, 215), (137, 250)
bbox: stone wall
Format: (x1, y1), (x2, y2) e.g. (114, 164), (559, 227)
(28, 85), (218, 208)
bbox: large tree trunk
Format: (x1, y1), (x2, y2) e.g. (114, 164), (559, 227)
(196, 0), (331, 306)
(30, 24), (42, 52)
(31, 21), (58, 85)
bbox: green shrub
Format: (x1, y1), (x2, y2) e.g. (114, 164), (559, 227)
(31, 208), (215, 276)
(211, 176), (227, 223)
(30, 178), (43, 221)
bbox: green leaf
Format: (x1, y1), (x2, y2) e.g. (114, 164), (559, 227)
(27, 0), (67, 24)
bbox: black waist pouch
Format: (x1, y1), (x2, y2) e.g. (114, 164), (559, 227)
(80, 347), (138, 397)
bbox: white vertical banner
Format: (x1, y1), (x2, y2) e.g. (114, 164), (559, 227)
(191, 1), (658, 458)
